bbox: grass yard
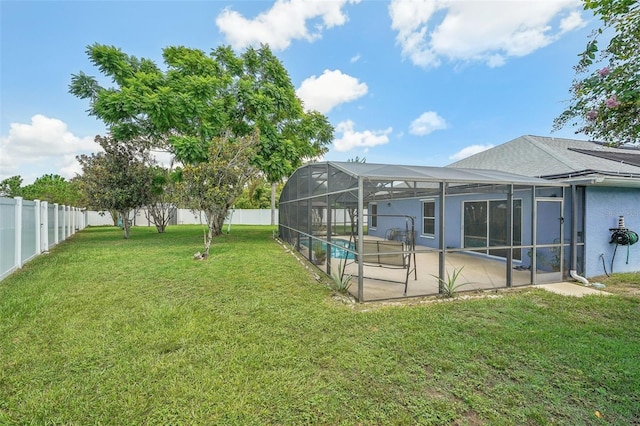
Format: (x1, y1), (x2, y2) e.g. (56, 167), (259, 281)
(1, 225), (639, 425)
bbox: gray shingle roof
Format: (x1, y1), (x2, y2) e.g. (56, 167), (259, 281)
(447, 135), (640, 178)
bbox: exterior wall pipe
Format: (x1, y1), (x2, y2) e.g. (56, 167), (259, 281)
(570, 184), (590, 286)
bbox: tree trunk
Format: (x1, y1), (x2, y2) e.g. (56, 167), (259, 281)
(202, 205), (230, 256)
(120, 210), (131, 239)
(270, 182), (276, 226)
(146, 204), (170, 233)
(203, 215), (215, 257)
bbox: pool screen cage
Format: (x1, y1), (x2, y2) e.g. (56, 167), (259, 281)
(278, 161), (576, 302)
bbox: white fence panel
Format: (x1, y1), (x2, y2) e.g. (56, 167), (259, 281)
(47, 203), (56, 248)
(87, 208), (279, 226)
(0, 197), (86, 282)
(86, 211), (115, 226)
(21, 200), (38, 265)
(0, 197), (17, 280)
(227, 209), (274, 225)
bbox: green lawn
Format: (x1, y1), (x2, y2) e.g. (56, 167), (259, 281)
(1, 225), (639, 425)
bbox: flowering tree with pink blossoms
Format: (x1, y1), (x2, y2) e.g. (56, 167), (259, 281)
(554, 0), (639, 146)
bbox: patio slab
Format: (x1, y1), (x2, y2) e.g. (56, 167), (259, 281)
(535, 282), (611, 297)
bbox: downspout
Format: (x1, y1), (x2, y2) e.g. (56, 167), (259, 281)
(569, 184), (590, 286)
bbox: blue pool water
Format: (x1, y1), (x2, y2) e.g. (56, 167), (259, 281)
(304, 238), (355, 260)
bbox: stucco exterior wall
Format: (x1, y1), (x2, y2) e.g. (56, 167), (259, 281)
(584, 187), (640, 277)
(369, 190), (536, 251)
(368, 188), (584, 274)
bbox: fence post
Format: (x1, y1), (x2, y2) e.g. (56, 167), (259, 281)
(14, 197), (23, 268)
(62, 205), (67, 240)
(41, 201), (49, 251)
(54, 203), (59, 245)
(35, 199), (42, 256)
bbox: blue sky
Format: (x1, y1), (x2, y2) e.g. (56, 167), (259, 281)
(1, 0), (597, 184)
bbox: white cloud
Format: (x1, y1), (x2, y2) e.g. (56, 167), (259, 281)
(0, 114), (100, 183)
(409, 111), (447, 136)
(216, 0), (361, 51)
(389, 0), (586, 68)
(333, 120), (392, 152)
(297, 69), (368, 113)
(449, 144), (494, 161)
(350, 54), (361, 63)
(560, 10), (586, 33)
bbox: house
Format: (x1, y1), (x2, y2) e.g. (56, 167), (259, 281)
(448, 135), (640, 279)
(278, 136), (640, 301)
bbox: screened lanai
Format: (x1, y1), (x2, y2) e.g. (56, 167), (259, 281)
(278, 161), (574, 302)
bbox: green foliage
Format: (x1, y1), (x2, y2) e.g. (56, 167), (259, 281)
(70, 43), (333, 176)
(554, 0), (640, 145)
(1, 175), (83, 206)
(21, 174), (83, 206)
(312, 241), (327, 264)
(177, 132), (258, 254)
(145, 166), (178, 233)
(431, 267), (470, 298)
(76, 135), (155, 238)
(0, 175), (24, 197)
(234, 176), (280, 209)
(70, 42), (334, 235)
(330, 261), (352, 293)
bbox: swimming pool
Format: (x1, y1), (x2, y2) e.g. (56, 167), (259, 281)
(302, 238), (355, 260)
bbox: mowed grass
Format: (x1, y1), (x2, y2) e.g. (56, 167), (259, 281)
(1, 225), (639, 425)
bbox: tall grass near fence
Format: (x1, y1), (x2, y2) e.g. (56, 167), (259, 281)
(1, 225), (639, 425)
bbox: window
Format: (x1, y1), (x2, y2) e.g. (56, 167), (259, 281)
(370, 203), (377, 229)
(422, 200), (435, 236)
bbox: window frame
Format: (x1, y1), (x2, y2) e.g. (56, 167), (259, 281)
(421, 199), (436, 237)
(369, 203), (377, 229)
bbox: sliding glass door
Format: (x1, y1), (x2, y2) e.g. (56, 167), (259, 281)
(463, 199), (522, 260)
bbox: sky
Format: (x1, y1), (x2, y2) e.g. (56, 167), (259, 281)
(1, 0), (599, 185)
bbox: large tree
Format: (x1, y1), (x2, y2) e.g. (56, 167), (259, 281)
(554, 0), (639, 145)
(70, 43), (333, 239)
(1, 174), (82, 205)
(21, 174), (82, 206)
(145, 166), (177, 234)
(177, 131), (258, 256)
(77, 135), (155, 239)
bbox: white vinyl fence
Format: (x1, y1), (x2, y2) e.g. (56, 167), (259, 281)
(1, 197), (87, 281)
(87, 208), (278, 227)
(1, 203), (277, 281)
